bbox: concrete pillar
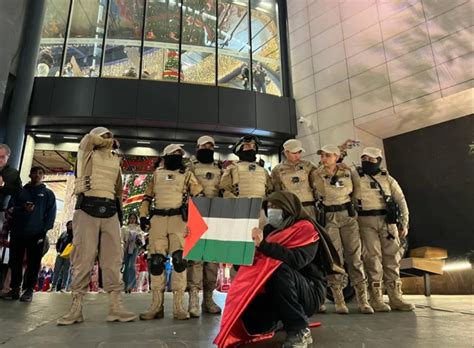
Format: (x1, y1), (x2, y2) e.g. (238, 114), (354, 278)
(4, 0), (46, 169)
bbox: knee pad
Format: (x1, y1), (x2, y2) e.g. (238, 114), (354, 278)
(148, 253), (167, 276)
(171, 250), (188, 273)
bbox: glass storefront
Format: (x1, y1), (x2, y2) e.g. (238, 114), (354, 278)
(35, 0), (285, 96)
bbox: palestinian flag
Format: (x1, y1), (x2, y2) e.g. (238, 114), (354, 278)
(185, 197), (262, 265)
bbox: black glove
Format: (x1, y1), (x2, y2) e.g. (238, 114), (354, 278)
(140, 217), (149, 232)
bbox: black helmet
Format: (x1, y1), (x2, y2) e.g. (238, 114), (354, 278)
(232, 135), (262, 155)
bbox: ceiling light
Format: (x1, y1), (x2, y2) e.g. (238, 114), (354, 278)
(36, 134), (51, 138)
(228, 145), (233, 148)
(63, 136), (78, 140)
(214, 145), (220, 149)
(137, 140), (151, 145)
(177, 144), (185, 146)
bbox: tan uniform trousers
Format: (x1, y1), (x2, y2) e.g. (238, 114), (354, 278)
(70, 209), (123, 294)
(358, 215), (401, 283)
(148, 214), (186, 292)
(325, 211), (366, 287)
(187, 261), (219, 292)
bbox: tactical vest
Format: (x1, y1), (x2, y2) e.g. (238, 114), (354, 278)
(356, 169), (390, 210)
(74, 149), (120, 199)
(193, 161), (221, 197)
(236, 161), (267, 198)
(278, 163), (314, 203)
(314, 168), (352, 206)
(153, 168), (187, 209)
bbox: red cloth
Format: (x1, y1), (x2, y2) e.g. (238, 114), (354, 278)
(136, 254), (148, 272)
(214, 220), (319, 348)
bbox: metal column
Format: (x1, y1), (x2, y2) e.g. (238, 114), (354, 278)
(4, 0), (46, 169)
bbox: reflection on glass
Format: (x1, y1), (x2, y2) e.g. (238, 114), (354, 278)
(37, 0), (286, 94)
(251, 0), (282, 96)
(64, 0), (107, 77)
(102, 0), (144, 78)
(142, 0), (181, 81)
(180, 0), (217, 85)
(36, 0), (69, 77)
(217, 0), (251, 90)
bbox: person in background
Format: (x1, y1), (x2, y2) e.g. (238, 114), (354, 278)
(121, 213), (144, 293)
(0, 144), (22, 288)
(136, 250), (149, 293)
(50, 221), (73, 292)
(1, 166), (56, 302)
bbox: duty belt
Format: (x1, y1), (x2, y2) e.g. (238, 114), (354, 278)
(302, 201), (316, 207)
(357, 209), (387, 216)
(153, 207), (182, 216)
(323, 203), (349, 212)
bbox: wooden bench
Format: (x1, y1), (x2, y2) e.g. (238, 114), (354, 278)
(400, 247), (447, 296)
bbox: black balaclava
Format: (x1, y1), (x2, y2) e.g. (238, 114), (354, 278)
(237, 149), (257, 162)
(164, 154), (183, 171)
(196, 149), (214, 164)
(361, 158), (382, 176)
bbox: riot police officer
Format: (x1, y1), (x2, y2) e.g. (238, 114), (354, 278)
(271, 139), (318, 218)
(139, 144), (203, 320)
(352, 147), (414, 312)
(311, 145), (373, 314)
(58, 127), (137, 325)
(187, 136), (223, 317)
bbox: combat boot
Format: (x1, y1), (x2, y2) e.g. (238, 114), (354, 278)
(139, 289), (164, 320)
(173, 290), (190, 320)
(202, 290), (222, 314)
(354, 282), (374, 314)
(330, 285), (349, 314)
(369, 282), (391, 312)
(188, 289), (201, 318)
(386, 281), (415, 311)
(107, 291), (138, 322)
(57, 292), (84, 326)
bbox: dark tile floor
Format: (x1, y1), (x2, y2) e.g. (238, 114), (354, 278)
(0, 292), (472, 347)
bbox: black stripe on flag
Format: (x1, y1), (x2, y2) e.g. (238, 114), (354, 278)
(191, 197), (262, 219)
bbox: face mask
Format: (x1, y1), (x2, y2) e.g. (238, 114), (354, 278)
(164, 154), (183, 171)
(196, 149), (214, 164)
(267, 208), (284, 228)
(238, 149), (257, 162)
(362, 160), (381, 176)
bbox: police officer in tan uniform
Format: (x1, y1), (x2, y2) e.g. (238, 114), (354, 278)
(186, 136), (222, 317)
(352, 147), (414, 312)
(271, 139), (318, 218)
(58, 127), (137, 326)
(311, 145), (373, 314)
(220, 136), (273, 224)
(139, 144), (203, 320)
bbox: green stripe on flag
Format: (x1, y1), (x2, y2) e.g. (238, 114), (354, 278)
(186, 239), (255, 265)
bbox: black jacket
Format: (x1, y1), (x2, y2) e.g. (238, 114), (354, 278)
(12, 183), (56, 236)
(257, 224), (327, 296)
(56, 230), (73, 254)
(0, 165), (22, 210)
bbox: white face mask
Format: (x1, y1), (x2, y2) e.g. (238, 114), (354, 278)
(267, 208), (284, 227)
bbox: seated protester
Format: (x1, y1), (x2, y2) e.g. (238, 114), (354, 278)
(215, 191), (343, 348)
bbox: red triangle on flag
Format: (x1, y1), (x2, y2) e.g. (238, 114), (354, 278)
(184, 198), (209, 257)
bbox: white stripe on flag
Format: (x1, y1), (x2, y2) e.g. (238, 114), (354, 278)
(201, 217), (259, 242)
